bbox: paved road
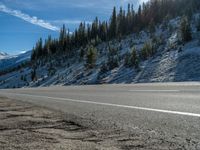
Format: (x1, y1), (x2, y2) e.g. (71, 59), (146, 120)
(1, 82), (200, 148)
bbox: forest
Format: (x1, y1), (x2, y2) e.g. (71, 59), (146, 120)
(31, 0), (200, 63)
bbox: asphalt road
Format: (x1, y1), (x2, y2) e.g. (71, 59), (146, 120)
(1, 82), (200, 148)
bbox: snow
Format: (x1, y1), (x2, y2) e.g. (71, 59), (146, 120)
(0, 50), (31, 72)
(0, 52), (9, 59)
(1, 14), (200, 89)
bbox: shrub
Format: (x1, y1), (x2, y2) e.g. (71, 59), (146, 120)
(124, 47), (139, 69)
(140, 42), (155, 60)
(86, 45), (97, 69)
(100, 63), (109, 74)
(107, 47), (119, 70)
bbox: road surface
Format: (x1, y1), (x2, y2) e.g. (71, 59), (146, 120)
(1, 82), (200, 149)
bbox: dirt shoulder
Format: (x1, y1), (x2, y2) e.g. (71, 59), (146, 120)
(0, 97), (114, 150)
(0, 96), (150, 150)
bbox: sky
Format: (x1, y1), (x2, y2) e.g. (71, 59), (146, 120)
(0, 0), (148, 54)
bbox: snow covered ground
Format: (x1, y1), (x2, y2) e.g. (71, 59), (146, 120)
(1, 16), (200, 89)
(0, 51), (31, 72)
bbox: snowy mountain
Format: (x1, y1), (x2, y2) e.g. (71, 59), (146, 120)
(1, 14), (200, 89)
(0, 52), (9, 59)
(0, 51), (31, 72)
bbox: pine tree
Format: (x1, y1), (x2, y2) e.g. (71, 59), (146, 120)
(99, 21), (108, 41)
(137, 5), (142, 30)
(59, 25), (67, 51)
(130, 47), (139, 68)
(31, 68), (37, 81)
(80, 47), (85, 60)
(149, 19), (156, 33)
(124, 47), (139, 68)
(140, 42), (154, 60)
(180, 16), (192, 42)
(31, 47), (36, 61)
(130, 4), (135, 33)
(33, 38), (43, 58)
(107, 47), (119, 70)
(86, 45), (97, 69)
(117, 7), (124, 37)
(91, 17), (99, 40)
(109, 7), (117, 39)
(196, 17), (200, 31)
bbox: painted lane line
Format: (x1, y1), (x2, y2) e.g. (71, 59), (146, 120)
(5, 92), (200, 118)
(128, 90), (180, 92)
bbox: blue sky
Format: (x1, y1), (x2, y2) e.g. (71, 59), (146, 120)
(0, 0), (147, 54)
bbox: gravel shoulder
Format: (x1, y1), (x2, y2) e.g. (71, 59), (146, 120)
(0, 97), (114, 150)
(0, 96), (151, 150)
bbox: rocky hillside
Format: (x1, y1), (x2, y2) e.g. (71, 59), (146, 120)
(0, 15), (200, 89)
(0, 51), (31, 72)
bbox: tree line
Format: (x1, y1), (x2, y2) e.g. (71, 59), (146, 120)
(31, 0), (200, 61)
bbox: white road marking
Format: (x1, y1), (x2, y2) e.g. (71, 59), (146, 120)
(128, 90), (180, 92)
(4, 93), (200, 118)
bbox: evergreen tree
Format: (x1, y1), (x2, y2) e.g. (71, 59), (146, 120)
(180, 16), (192, 42)
(100, 62), (109, 74)
(124, 47), (139, 68)
(31, 68), (37, 81)
(137, 5), (142, 30)
(31, 47), (36, 61)
(86, 45), (97, 69)
(59, 25), (67, 51)
(117, 7), (124, 37)
(80, 47), (85, 60)
(109, 7), (117, 39)
(130, 47), (139, 68)
(38, 38), (43, 56)
(149, 19), (156, 33)
(196, 17), (200, 31)
(107, 47), (119, 70)
(99, 21), (108, 41)
(140, 42), (154, 60)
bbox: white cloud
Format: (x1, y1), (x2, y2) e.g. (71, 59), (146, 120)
(51, 19), (92, 25)
(0, 4), (59, 31)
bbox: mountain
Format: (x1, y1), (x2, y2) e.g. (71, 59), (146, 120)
(0, 52), (9, 59)
(0, 51), (31, 72)
(1, 15), (200, 89)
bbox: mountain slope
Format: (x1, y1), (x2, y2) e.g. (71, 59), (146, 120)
(0, 51), (31, 72)
(0, 52), (9, 59)
(1, 15), (200, 88)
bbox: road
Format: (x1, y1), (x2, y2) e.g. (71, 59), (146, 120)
(1, 82), (200, 148)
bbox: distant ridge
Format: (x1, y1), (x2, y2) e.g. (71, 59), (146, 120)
(0, 52), (9, 59)
(0, 51), (31, 71)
